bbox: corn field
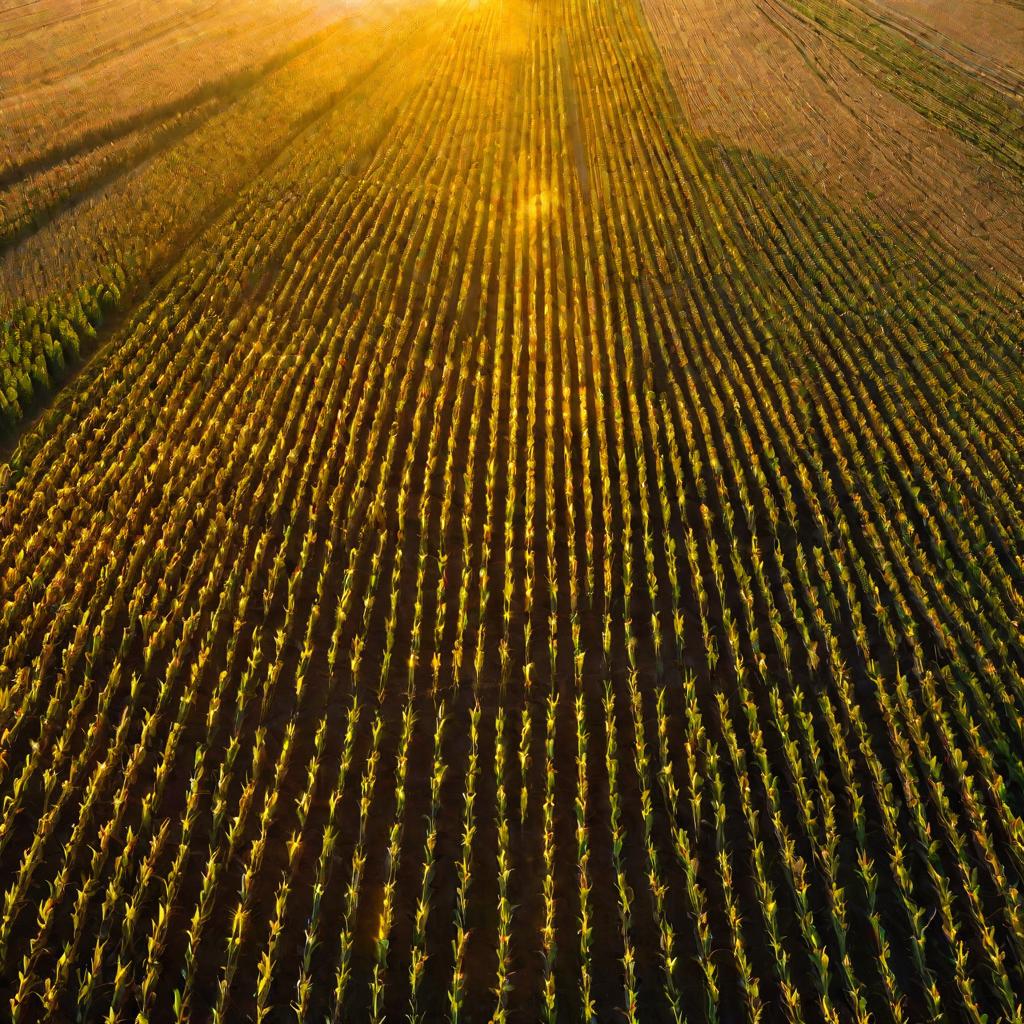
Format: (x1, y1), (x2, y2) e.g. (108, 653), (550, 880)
(1, 0), (1024, 1021)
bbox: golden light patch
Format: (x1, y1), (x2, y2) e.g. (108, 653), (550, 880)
(518, 188), (559, 225)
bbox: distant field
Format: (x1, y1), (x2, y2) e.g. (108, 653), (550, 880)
(1, 0), (1023, 1021)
